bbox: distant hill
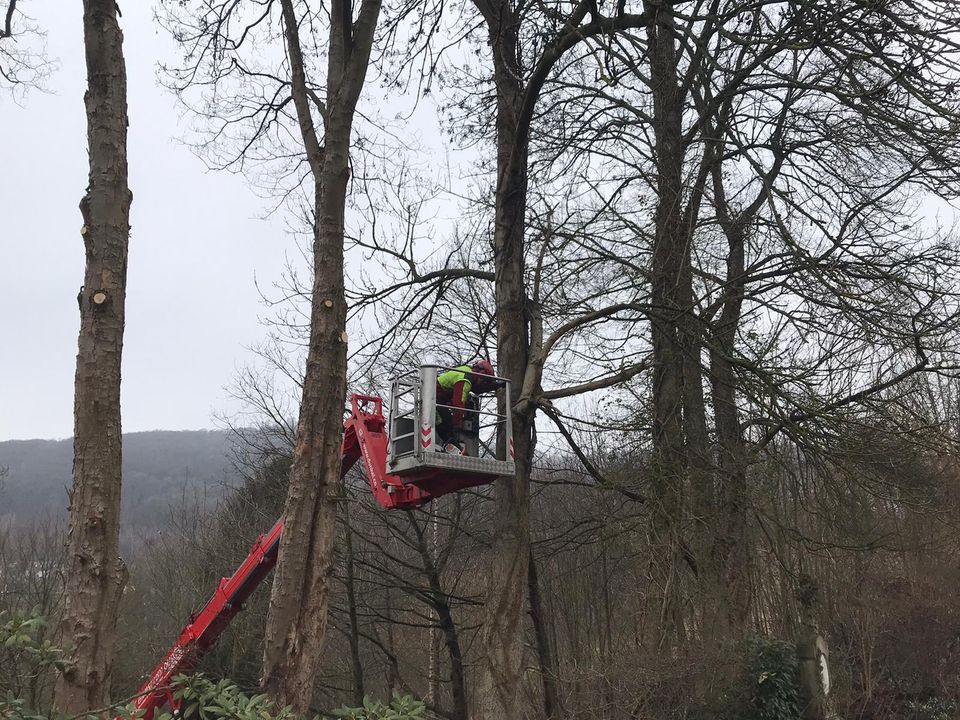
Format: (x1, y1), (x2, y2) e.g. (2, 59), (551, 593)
(0, 430), (238, 543)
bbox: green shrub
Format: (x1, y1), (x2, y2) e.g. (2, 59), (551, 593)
(327, 694), (426, 720)
(743, 637), (802, 720)
(688, 637), (802, 720)
(152, 674), (294, 720)
(146, 675), (425, 720)
(0, 611), (64, 720)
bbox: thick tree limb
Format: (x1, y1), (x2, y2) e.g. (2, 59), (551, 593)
(540, 360), (653, 401)
(279, 0), (324, 177)
(1, 0), (16, 39)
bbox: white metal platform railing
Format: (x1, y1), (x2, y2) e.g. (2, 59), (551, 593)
(387, 365), (515, 478)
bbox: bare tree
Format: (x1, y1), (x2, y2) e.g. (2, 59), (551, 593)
(54, 1), (131, 710)
(410, 4), (660, 714)
(157, 0), (381, 709)
(257, 0), (381, 711)
(0, 0), (54, 98)
(520, 0), (960, 644)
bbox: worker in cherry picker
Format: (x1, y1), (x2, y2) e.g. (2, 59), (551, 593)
(436, 359), (499, 454)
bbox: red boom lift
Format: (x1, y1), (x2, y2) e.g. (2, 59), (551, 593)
(130, 367), (514, 718)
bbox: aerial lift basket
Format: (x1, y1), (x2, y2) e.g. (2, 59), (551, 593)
(387, 364), (515, 480)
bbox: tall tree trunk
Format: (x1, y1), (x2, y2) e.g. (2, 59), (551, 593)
(261, 0), (380, 712)
(426, 504), (441, 711)
(678, 159), (714, 643)
(260, 112), (349, 719)
(434, 592), (469, 720)
(645, 0), (691, 647)
(529, 550), (560, 719)
(474, 7), (534, 715)
(385, 585), (399, 694)
(427, 612), (441, 710)
(709, 160), (753, 635)
(54, 0), (130, 711)
(469, 2), (654, 712)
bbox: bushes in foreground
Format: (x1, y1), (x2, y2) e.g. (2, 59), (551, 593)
(0, 610), (423, 720)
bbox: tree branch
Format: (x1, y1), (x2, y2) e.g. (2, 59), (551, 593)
(278, 0), (324, 178)
(1, 0), (16, 39)
(508, 8), (654, 179)
(541, 360), (653, 401)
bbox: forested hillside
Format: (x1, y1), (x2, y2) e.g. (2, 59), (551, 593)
(0, 431), (235, 539)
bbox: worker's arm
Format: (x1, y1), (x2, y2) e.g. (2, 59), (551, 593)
(473, 377), (505, 394)
(450, 379), (471, 427)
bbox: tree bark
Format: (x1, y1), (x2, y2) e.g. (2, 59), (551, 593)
(709, 184), (752, 635)
(645, 0), (692, 646)
(54, 0), (130, 712)
(471, 5), (534, 716)
(529, 550), (560, 719)
(261, 0), (380, 712)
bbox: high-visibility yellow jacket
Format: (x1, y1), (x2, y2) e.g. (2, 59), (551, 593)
(436, 365), (472, 427)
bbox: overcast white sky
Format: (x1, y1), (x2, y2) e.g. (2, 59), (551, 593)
(1, 3), (295, 440)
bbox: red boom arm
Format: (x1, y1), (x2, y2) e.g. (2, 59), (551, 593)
(129, 395), (427, 718)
